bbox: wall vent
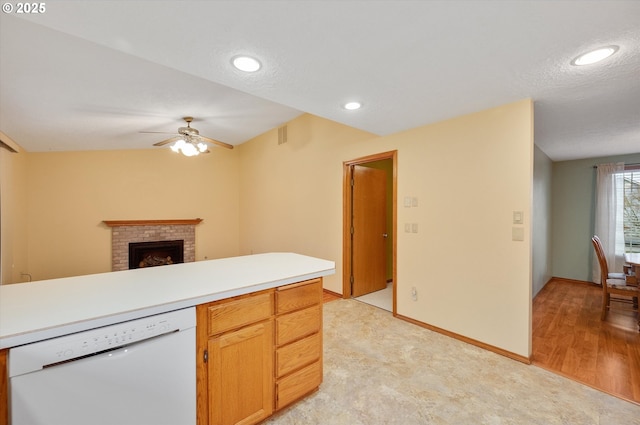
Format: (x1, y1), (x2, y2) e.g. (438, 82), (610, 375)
(278, 125), (288, 145)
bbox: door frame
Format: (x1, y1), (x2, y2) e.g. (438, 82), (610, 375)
(342, 150), (397, 313)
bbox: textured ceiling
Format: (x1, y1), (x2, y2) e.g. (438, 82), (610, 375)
(1, 1), (639, 161)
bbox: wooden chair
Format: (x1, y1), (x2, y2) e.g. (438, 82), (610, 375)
(591, 236), (639, 331)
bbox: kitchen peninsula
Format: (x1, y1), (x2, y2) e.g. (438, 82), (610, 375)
(0, 252), (335, 425)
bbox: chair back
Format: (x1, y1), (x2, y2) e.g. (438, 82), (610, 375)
(591, 236), (609, 290)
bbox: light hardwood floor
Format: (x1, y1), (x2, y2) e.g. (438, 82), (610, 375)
(326, 281), (640, 405)
(323, 289), (342, 304)
(532, 278), (640, 404)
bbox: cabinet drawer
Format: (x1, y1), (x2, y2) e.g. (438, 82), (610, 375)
(276, 360), (322, 410)
(276, 279), (322, 314)
(276, 305), (321, 346)
(276, 333), (321, 378)
(206, 291), (273, 336)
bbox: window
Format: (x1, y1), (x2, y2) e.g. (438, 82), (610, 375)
(622, 166), (640, 253)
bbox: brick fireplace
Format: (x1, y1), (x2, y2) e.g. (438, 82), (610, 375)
(104, 219), (202, 271)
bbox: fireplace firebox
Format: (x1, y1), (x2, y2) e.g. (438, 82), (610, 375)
(129, 240), (184, 269)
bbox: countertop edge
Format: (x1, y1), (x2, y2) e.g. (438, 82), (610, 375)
(0, 254), (335, 350)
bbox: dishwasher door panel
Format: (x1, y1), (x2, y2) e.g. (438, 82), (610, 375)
(10, 326), (196, 425)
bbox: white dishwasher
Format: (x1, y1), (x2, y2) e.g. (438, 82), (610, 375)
(8, 307), (196, 425)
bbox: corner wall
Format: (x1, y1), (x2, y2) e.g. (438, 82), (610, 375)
(239, 99), (534, 358)
(551, 152), (640, 281)
(394, 100), (533, 357)
(0, 147), (28, 284)
(237, 113), (376, 292)
(532, 145), (552, 297)
(23, 148), (240, 281)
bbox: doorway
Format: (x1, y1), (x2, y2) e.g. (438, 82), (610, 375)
(343, 151), (397, 313)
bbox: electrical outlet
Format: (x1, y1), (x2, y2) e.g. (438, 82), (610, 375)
(512, 227), (524, 241)
(411, 286), (418, 301)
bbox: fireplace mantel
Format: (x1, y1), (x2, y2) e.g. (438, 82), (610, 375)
(103, 219), (203, 227)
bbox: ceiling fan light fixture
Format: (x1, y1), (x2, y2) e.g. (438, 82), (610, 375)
(232, 55), (261, 72)
(170, 138), (202, 156)
(571, 46), (619, 66)
(170, 139), (185, 153)
(179, 142), (200, 157)
(149, 116), (233, 154)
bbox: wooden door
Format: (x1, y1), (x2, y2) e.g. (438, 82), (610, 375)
(208, 321), (273, 425)
(351, 165), (387, 297)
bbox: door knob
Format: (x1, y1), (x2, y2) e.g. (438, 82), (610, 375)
(383, 233), (388, 238)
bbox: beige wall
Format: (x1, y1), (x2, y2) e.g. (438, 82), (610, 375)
(238, 100), (533, 357)
(16, 148), (239, 281)
(1, 146), (28, 284)
(395, 100), (533, 357)
(237, 113), (376, 290)
(2, 99), (533, 357)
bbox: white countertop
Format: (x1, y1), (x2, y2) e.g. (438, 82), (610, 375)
(0, 252), (335, 349)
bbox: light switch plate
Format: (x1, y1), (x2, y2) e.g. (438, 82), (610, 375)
(513, 211), (523, 224)
(404, 197), (412, 207)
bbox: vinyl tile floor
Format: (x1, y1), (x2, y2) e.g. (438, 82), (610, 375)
(264, 299), (640, 425)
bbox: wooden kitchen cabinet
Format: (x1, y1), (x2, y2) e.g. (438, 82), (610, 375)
(195, 278), (324, 425)
(0, 349), (7, 425)
(274, 278), (323, 410)
(197, 290), (274, 425)
(209, 321), (273, 425)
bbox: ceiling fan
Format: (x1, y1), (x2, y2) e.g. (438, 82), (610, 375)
(141, 117), (233, 156)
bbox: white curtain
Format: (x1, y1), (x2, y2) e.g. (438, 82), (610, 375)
(593, 162), (626, 283)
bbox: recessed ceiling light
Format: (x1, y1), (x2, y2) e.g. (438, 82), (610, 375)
(232, 55), (261, 72)
(344, 101), (362, 110)
(571, 46), (619, 66)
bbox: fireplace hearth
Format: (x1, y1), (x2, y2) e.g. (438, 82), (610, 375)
(129, 240), (184, 269)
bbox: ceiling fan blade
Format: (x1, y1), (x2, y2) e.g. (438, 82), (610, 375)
(140, 131), (179, 135)
(201, 136), (234, 150)
(153, 136), (182, 147)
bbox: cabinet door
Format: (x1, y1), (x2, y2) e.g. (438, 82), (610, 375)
(208, 321), (273, 425)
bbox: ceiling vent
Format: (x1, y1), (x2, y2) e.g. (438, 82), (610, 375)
(278, 125), (288, 145)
